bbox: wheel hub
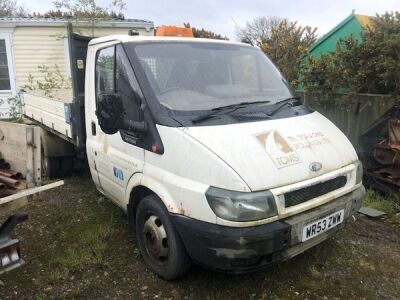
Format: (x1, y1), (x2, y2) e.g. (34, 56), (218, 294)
(142, 215), (169, 261)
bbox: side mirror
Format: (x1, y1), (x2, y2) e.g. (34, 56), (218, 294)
(96, 93), (124, 135)
(95, 93), (148, 135)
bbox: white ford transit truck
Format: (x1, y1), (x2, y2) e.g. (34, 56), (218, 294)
(22, 25), (364, 279)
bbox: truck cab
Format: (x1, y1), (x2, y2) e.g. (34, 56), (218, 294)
(83, 35), (364, 279)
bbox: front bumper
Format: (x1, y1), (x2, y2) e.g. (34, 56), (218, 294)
(171, 186), (364, 273)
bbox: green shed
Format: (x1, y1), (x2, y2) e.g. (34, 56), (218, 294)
(297, 12), (374, 91)
(309, 12), (373, 58)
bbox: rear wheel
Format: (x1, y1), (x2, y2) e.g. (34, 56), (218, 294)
(135, 194), (191, 280)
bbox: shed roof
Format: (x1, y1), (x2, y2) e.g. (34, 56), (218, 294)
(309, 13), (373, 53)
(355, 14), (374, 28)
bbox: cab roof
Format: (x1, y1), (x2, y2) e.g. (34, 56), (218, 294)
(88, 34), (251, 47)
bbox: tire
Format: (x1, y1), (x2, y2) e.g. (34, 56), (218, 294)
(135, 194), (191, 280)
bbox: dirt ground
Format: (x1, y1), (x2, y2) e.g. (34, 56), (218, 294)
(0, 174), (399, 299)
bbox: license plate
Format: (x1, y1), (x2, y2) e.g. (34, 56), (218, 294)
(302, 209), (344, 242)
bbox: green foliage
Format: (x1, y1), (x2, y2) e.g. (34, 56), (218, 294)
(259, 20), (317, 86)
(53, 0), (126, 19)
(363, 190), (397, 213)
(51, 0), (126, 36)
(24, 64), (71, 97)
(0, 95), (22, 121)
(29, 0), (126, 21)
(237, 17), (317, 86)
(183, 22), (228, 40)
(7, 95), (23, 121)
(301, 12), (400, 94)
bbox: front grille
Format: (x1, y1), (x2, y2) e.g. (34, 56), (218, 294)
(284, 176), (347, 208)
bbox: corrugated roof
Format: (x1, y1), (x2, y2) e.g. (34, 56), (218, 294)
(0, 16), (153, 24)
(0, 16), (154, 30)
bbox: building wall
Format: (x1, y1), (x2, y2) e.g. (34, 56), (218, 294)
(12, 26), (68, 88)
(12, 25), (152, 88)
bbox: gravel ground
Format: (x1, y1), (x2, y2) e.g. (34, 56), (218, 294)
(0, 174), (399, 299)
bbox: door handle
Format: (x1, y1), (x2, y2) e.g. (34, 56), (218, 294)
(91, 121), (96, 136)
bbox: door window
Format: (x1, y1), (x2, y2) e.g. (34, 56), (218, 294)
(0, 40), (11, 91)
(95, 45), (144, 125)
(95, 46), (115, 95)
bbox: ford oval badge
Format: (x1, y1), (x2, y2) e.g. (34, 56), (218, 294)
(309, 162), (322, 172)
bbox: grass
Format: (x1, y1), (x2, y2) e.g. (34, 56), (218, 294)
(363, 189), (397, 213)
(49, 215), (115, 280)
(2, 175), (400, 299)
(45, 178), (121, 281)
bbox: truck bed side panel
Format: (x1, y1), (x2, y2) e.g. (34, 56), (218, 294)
(23, 93), (73, 139)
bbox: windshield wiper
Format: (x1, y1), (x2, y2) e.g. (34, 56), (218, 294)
(266, 96), (301, 117)
(191, 100), (270, 124)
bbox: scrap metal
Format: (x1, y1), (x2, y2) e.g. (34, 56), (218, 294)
(358, 103), (400, 201)
(0, 155), (24, 195)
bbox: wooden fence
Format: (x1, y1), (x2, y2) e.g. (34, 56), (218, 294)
(299, 92), (399, 146)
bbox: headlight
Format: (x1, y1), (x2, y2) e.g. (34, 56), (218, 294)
(355, 160), (363, 184)
(206, 187), (277, 222)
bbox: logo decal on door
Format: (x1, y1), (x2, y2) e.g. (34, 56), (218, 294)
(113, 167), (124, 180)
(255, 131), (302, 169)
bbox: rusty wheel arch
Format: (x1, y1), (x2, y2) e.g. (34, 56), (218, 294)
(127, 185), (156, 234)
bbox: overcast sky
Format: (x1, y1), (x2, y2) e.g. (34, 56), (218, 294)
(21, 0), (399, 39)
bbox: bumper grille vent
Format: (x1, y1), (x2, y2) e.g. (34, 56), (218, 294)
(284, 176), (347, 208)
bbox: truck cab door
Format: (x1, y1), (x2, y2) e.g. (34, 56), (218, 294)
(86, 44), (146, 207)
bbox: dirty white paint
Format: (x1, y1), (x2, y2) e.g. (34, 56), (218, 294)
(29, 35), (362, 228)
(23, 92), (73, 138)
(183, 112), (357, 191)
(84, 39), (360, 227)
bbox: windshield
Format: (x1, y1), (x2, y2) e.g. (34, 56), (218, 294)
(130, 41), (292, 111)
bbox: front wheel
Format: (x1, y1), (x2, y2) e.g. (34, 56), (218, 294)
(135, 195), (191, 280)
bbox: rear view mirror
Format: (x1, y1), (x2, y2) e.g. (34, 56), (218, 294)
(95, 94), (148, 135)
(95, 93), (124, 134)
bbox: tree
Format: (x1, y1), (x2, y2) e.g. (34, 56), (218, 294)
(237, 17), (317, 86)
(0, 0), (28, 17)
(53, 0), (126, 35)
(236, 16), (282, 45)
(260, 20), (317, 86)
(183, 23), (228, 40)
(301, 12), (400, 95)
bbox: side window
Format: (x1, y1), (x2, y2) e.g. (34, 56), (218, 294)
(95, 46), (115, 96)
(0, 40), (11, 90)
(95, 45), (144, 125)
(115, 45), (143, 122)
